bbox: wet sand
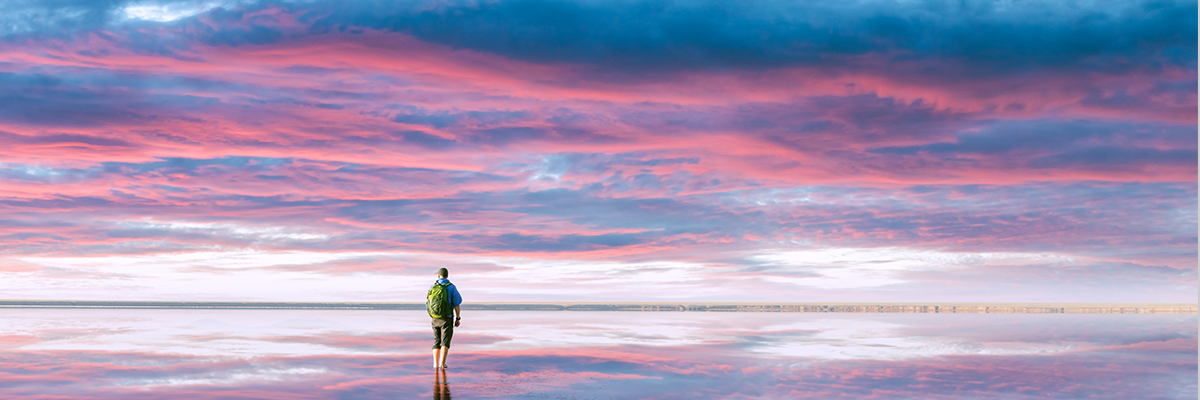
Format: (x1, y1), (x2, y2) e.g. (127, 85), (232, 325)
(0, 300), (1193, 313)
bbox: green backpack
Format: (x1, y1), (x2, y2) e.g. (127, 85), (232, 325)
(427, 281), (453, 319)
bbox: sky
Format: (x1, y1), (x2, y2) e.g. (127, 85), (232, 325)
(0, 0), (1195, 302)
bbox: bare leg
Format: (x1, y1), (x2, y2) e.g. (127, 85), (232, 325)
(433, 348), (442, 368)
(439, 346), (449, 368)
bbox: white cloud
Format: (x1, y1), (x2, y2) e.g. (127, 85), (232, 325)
(121, 220), (331, 241)
(9, 250), (418, 301)
(0, 246), (1090, 302)
(121, 1), (239, 22)
(751, 247), (1073, 289)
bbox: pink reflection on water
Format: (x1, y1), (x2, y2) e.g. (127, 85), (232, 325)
(0, 310), (1193, 399)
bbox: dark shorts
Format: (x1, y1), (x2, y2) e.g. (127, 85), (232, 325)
(432, 318), (454, 349)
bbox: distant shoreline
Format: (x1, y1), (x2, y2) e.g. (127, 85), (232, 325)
(0, 300), (1194, 313)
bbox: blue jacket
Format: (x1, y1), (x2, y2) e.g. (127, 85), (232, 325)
(431, 278), (463, 319)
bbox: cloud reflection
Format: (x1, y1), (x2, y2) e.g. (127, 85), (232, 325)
(0, 309), (1192, 399)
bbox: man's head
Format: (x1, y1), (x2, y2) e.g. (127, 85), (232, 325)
(437, 267), (449, 279)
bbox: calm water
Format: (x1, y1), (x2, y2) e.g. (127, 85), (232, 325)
(0, 309), (1194, 399)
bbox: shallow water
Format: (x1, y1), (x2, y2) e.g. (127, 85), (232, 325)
(0, 309), (1194, 399)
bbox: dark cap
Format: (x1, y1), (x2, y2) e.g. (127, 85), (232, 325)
(437, 267), (449, 278)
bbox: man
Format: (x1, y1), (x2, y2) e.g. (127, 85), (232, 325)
(428, 267), (462, 369)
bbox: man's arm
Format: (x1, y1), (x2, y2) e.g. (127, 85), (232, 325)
(450, 284), (463, 327)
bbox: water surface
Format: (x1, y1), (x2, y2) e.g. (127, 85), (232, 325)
(0, 309), (1194, 399)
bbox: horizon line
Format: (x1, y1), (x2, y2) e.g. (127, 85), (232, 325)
(0, 300), (1194, 314)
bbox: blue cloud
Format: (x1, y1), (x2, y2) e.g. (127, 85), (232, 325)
(0, 71), (241, 126)
(0, 0), (121, 37)
(502, 188), (778, 238)
(393, 109), (529, 128)
(9, 1), (1192, 77)
(457, 232), (646, 251)
(535, 152), (701, 178)
(196, 11), (284, 47)
(0, 131), (137, 147)
(0, 72), (147, 126)
(392, 113), (463, 128)
(868, 120), (1198, 168)
(1029, 147), (1196, 169)
(0, 163), (98, 183)
(390, 130), (457, 150)
(101, 156), (292, 175)
(305, 0), (1196, 74)
(469, 127), (548, 146)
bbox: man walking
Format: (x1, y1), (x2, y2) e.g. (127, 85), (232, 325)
(427, 267), (462, 369)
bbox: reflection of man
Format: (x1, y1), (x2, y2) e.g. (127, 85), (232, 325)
(434, 368), (452, 399)
(428, 267), (462, 369)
